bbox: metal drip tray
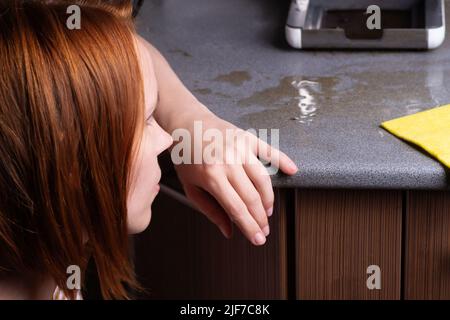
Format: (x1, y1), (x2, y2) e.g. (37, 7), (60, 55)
(285, 0), (445, 49)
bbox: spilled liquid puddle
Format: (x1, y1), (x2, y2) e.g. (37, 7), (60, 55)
(168, 48), (192, 58)
(193, 87), (231, 98)
(214, 71), (251, 87)
(290, 80), (321, 125)
(405, 102), (425, 115)
(343, 70), (442, 122)
(238, 76), (338, 126)
(193, 88), (212, 95)
(192, 68), (447, 133)
(193, 70), (251, 98)
(238, 77), (301, 107)
(237, 70), (445, 131)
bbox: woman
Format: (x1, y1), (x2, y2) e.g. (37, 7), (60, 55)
(0, 0), (297, 299)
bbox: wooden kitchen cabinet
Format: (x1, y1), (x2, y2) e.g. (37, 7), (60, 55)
(404, 191), (450, 300)
(131, 0), (450, 301)
(134, 188), (289, 299)
(133, 184), (450, 300)
(295, 189), (402, 299)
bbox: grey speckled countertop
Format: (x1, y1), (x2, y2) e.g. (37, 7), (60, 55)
(137, 0), (450, 190)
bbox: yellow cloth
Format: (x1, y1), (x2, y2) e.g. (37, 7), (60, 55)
(381, 104), (450, 169)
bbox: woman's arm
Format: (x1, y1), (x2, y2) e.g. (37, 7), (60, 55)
(137, 36), (211, 131)
(138, 36), (298, 246)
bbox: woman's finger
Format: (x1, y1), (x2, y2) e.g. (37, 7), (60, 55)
(204, 173), (267, 246)
(183, 184), (233, 239)
(243, 153), (275, 217)
(254, 137), (298, 175)
(227, 165), (270, 236)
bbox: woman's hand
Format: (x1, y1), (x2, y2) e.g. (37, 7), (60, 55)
(172, 111), (298, 246)
(141, 37), (298, 245)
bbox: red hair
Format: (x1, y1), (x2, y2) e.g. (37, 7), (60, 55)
(0, 0), (145, 299)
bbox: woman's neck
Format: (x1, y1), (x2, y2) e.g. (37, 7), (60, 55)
(0, 273), (56, 300)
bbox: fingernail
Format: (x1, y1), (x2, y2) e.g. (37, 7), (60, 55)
(254, 232), (266, 245)
(267, 207), (273, 217)
(263, 225), (270, 236)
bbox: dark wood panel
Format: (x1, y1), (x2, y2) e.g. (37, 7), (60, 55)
(134, 188), (288, 299)
(295, 189), (402, 300)
(404, 190), (450, 299)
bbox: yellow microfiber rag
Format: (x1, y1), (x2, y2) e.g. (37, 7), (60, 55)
(381, 104), (450, 169)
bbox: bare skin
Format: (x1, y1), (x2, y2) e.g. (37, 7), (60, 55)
(0, 35), (298, 299)
(138, 36), (298, 246)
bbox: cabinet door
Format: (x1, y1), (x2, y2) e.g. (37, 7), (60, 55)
(295, 189), (402, 299)
(404, 191), (450, 299)
(134, 188), (289, 299)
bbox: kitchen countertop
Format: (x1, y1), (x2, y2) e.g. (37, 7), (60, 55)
(137, 0), (450, 190)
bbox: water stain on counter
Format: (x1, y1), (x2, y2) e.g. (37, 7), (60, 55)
(193, 87), (232, 98)
(193, 88), (212, 95)
(336, 70), (443, 120)
(238, 70), (446, 131)
(238, 76), (301, 107)
(193, 70), (252, 99)
(168, 48), (192, 58)
(239, 76), (338, 126)
(214, 71), (252, 86)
